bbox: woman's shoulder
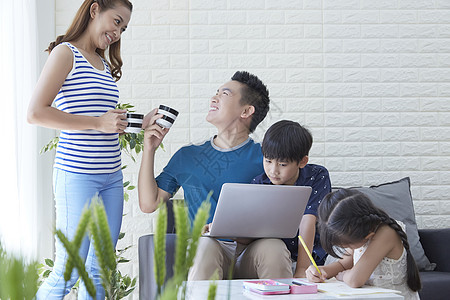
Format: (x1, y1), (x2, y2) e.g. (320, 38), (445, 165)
(51, 42), (74, 58)
(38, 43), (74, 83)
(46, 43), (74, 71)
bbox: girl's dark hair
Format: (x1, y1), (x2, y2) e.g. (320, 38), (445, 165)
(318, 189), (421, 292)
(231, 71), (270, 133)
(47, 0), (133, 81)
(262, 120), (312, 163)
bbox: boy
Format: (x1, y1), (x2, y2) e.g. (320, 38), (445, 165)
(251, 120), (331, 277)
(138, 71), (293, 280)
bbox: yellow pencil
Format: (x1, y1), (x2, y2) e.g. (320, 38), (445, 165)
(298, 235), (322, 275)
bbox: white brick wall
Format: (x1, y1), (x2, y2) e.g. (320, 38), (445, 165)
(53, 0), (450, 298)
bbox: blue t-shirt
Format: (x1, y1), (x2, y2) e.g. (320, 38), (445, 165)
(251, 164), (331, 264)
(156, 137), (264, 223)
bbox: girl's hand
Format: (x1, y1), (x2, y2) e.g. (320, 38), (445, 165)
(306, 265), (327, 283)
(335, 270), (347, 281)
(142, 108), (169, 151)
(97, 109), (128, 133)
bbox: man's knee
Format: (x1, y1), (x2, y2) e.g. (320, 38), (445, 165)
(240, 239), (292, 278)
(251, 239), (291, 270)
(251, 239), (290, 258)
(188, 238), (226, 281)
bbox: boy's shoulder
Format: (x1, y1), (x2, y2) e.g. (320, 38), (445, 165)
(303, 163), (329, 175)
(297, 164), (330, 185)
(251, 172), (270, 184)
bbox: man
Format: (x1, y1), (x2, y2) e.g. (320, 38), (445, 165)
(138, 71), (292, 280)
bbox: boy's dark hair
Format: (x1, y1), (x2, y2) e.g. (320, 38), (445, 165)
(261, 120), (313, 163)
(318, 189), (422, 292)
(231, 71), (270, 133)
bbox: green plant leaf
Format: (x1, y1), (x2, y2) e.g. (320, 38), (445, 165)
(44, 258), (54, 268)
(43, 269), (51, 278)
(154, 202), (167, 295)
(207, 280), (217, 300)
(173, 200), (189, 284)
(56, 229), (96, 297)
(186, 199), (211, 271)
(129, 139), (136, 149)
(39, 137), (59, 154)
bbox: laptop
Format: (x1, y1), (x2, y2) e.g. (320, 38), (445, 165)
(204, 183), (312, 238)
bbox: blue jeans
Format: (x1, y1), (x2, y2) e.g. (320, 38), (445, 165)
(36, 169), (124, 300)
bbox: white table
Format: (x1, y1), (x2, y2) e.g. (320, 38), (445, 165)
(184, 279), (404, 300)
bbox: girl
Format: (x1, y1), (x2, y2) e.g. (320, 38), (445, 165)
(28, 0), (132, 299)
(306, 189), (421, 299)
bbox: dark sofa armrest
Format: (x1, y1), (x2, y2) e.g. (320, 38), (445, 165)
(138, 233), (177, 300)
(419, 228), (450, 272)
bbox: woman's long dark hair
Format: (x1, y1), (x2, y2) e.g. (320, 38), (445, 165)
(47, 0), (133, 81)
(318, 189), (421, 292)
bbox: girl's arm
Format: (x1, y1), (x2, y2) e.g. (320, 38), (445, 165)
(294, 214), (317, 277)
(306, 251), (353, 282)
(27, 44), (127, 132)
(342, 226), (399, 288)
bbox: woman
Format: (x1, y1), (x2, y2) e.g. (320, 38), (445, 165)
(27, 0), (132, 299)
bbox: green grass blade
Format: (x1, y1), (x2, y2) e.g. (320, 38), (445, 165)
(154, 202), (168, 295)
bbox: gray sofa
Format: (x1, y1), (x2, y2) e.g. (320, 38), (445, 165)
(138, 179), (450, 300)
(138, 229), (450, 300)
(139, 233), (176, 300)
(417, 228), (450, 300)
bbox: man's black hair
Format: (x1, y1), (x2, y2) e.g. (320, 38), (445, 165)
(262, 120), (313, 163)
(231, 71), (270, 133)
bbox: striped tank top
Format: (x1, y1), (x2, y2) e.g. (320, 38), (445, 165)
(54, 42), (121, 174)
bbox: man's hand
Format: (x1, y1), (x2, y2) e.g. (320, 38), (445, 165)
(202, 223), (212, 234)
(142, 108), (169, 151)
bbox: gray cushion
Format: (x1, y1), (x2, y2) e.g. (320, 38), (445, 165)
(352, 177), (434, 271)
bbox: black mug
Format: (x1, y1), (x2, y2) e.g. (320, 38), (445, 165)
(124, 113), (144, 133)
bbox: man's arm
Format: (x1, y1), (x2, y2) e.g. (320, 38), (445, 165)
(138, 109), (172, 213)
(138, 147), (171, 213)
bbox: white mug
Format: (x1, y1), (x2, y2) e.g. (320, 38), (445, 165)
(156, 105), (179, 128)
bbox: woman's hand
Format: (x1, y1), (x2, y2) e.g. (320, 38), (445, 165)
(142, 108), (169, 151)
(97, 109), (128, 133)
(305, 265), (327, 283)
